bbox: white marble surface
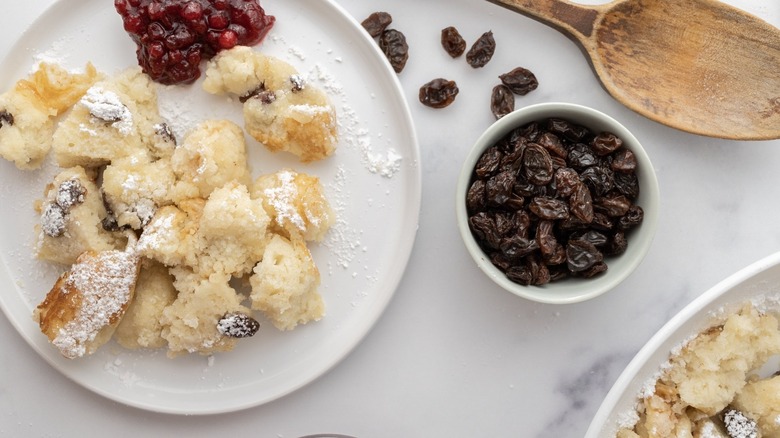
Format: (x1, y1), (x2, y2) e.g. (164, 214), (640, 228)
(1, 0), (779, 436)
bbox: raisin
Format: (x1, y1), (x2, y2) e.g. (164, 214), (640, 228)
(491, 84), (514, 119)
(611, 148), (637, 173)
(56, 179), (87, 210)
(154, 122), (176, 145)
(722, 409), (759, 438)
(568, 144), (598, 169)
(441, 26), (466, 58)
(419, 78), (459, 108)
(523, 143), (554, 185)
(500, 235), (539, 261)
(573, 230), (608, 247)
(617, 205), (644, 230)
(506, 265), (533, 285)
(614, 171), (640, 198)
(217, 312), (260, 338)
(41, 203), (67, 238)
(466, 31), (496, 68)
(239, 83), (266, 103)
(469, 212), (502, 249)
(256, 90), (277, 104)
(361, 12), (392, 38)
(581, 166), (614, 197)
(536, 220), (558, 257)
(570, 183), (595, 223)
(379, 29), (409, 73)
(548, 118), (590, 142)
(554, 167), (580, 197)
(529, 197), (569, 220)
(101, 212), (122, 232)
(566, 239), (603, 273)
(485, 170), (515, 206)
(0, 110), (14, 128)
(537, 132), (567, 159)
(603, 231), (627, 256)
(591, 132), (623, 155)
(289, 74), (305, 93)
(499, 67), (539, 95)
(475, 146), (502, 178)
(581, 261), (608, 278)
(596, 194), (632, 217)
(466, 179), (487, 213)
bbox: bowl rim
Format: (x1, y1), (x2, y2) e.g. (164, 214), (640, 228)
(455, 102), (660, 304)
(584, 251), (780, 437)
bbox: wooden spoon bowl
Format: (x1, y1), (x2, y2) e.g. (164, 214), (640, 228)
(489, 0), (780, 140)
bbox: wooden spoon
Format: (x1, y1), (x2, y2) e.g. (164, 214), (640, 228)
(488, 0), (780, 140)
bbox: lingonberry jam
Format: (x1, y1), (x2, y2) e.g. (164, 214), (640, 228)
(114, 0), (275, 85)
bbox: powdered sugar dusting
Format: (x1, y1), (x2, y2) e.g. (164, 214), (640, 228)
(80, 87), (133, 136)
(305, 63), (404, 178)
(263, 170), (306, 232)
(52, 250), (139, 358)
(323, 165), (362, 270)
(137, 212), (175, 253)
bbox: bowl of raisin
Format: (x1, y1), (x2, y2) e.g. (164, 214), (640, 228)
(456, 102), (659, 304)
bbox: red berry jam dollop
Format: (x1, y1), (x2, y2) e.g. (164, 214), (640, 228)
(114, 0), (275, 85)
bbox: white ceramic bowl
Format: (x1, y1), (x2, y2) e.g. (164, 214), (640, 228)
(585, 251), (780, 437)
(456, 102), (660, 304)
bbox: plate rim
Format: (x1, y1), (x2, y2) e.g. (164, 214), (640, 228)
(0, 0), (422, 415)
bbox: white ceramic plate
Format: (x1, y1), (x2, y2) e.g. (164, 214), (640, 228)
(585, 252), (780, 437)
(0, 0), (420, 414)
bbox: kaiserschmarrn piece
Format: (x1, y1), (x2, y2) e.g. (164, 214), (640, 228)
(617, 304), (780, 438)
(51, 68), (163, 168)
(203, 46), (337, 162)
(114, 260), (177, 350)
(137, 200), (204, 269)
(0, 62), (101, 169)
(160, 269), (254, 357)
(101, 151), (176, 229)
(36, 166), (125, 265)
(195, 181), (271, 276)
(169, 119), (251, 202)
(34, 247), (141, 359)
(252, 169), (334, 242)
(249, 234), (323, 330)
(733, 375), (780, 437)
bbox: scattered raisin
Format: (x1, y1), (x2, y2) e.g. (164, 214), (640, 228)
(466, 118), (643, 286)
(441, 26), (466, 58)
(419, 78), (459, 108)
(499, 67), (539, 95)
(379, 29), (409, 73)
(466, 31), (496, 68)
(491, 85), (514, 119)
(361, 12), (392, 38)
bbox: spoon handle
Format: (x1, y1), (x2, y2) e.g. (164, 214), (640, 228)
(486, 0), (602, 42)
